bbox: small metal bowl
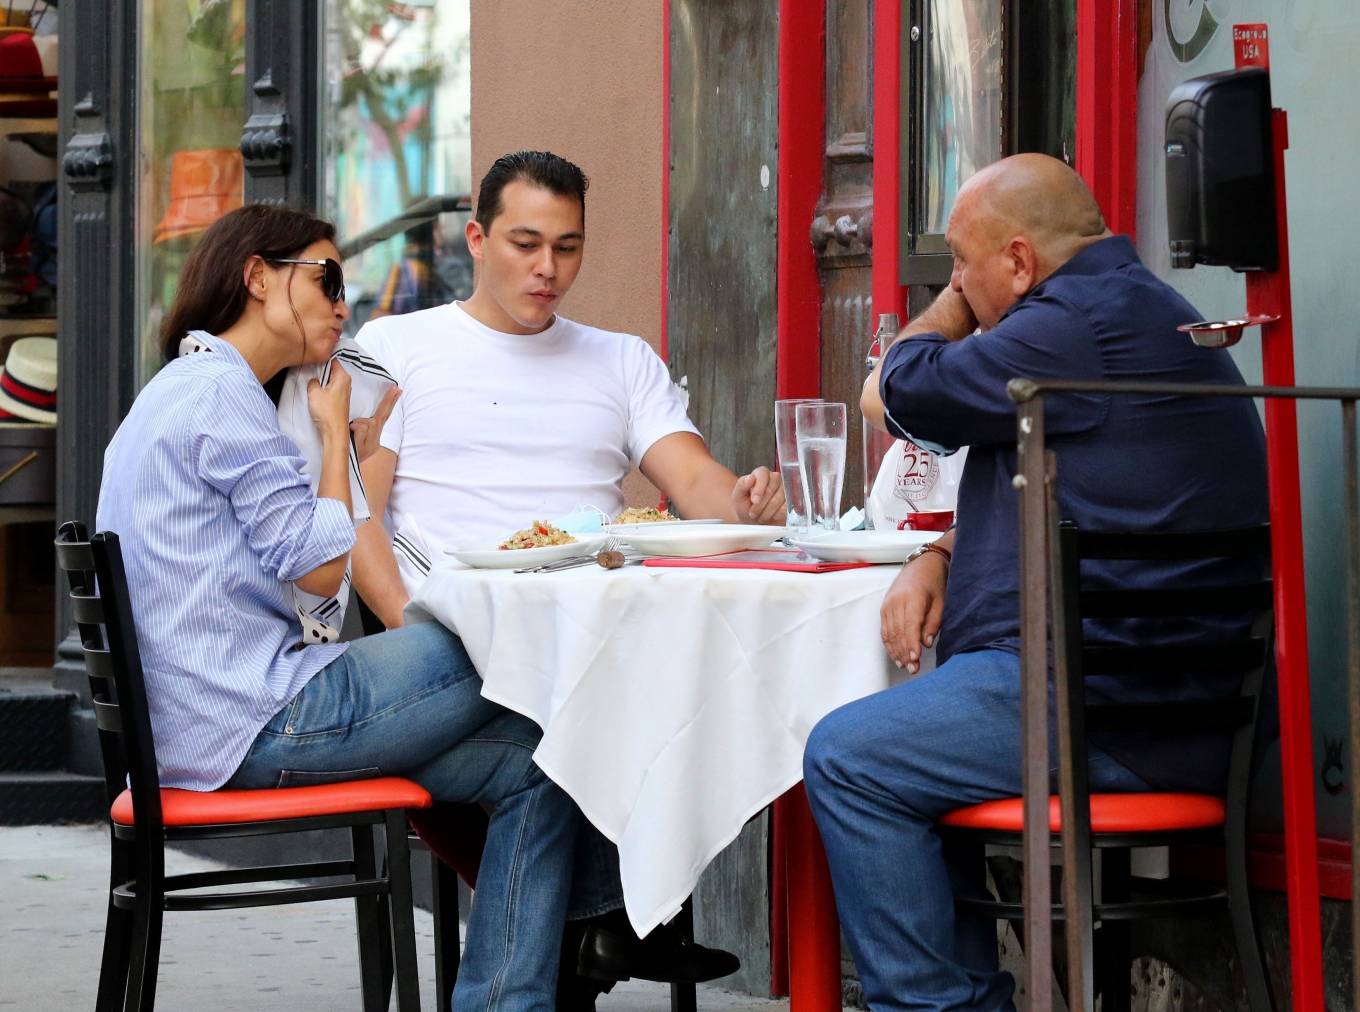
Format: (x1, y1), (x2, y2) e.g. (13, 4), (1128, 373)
(1176, 315), (1279, 348)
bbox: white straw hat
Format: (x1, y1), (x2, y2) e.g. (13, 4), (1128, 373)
(0, 335), (56, 423)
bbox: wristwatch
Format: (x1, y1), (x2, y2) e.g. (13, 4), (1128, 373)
(905, 542), (952, 567)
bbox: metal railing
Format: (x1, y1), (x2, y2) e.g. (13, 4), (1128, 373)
(1006, 377), (1360, 1011)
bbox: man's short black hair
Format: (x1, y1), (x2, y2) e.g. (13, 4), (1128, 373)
(474, 150), (589, 233)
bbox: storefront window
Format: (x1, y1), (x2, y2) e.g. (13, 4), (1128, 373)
(135, 0), (247, 383)
(0, 4), (60, 665)
(321, 0), (473, 331)
(919, 0), (1004, 237)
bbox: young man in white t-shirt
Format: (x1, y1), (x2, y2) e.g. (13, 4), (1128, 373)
(351, 152), (771, 1002)
(353, 150), (785, 629)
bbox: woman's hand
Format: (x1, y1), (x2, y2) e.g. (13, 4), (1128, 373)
(732, 466), (786, 524)
(880, 552), (948, 673)
(350, 386), (401, 463)
(307, 361), (352, 444)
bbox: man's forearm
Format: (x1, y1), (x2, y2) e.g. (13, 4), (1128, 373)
(351, 520), (409, 628)
(863, 289), (977, 431)
(888, 288), (977, 349)
(668, 459), (743, 522)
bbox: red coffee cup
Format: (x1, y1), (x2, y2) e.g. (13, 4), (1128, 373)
(897, 510), (954, 532)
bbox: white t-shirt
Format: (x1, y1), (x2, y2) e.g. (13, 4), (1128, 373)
(357, 302), (699, 559)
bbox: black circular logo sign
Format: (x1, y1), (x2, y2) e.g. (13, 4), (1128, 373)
(1166, 0), (1221, 63)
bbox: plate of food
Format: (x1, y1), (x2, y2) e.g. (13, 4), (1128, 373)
(608, 506), (723, 532)
(445, 521), (609, 570)
(608, 510), (723, 535)
(614, 523), (786, 558)
(786, 529), (940, 564)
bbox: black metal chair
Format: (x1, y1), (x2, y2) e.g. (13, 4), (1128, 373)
(939, 522), (1275, 1011)
(56, 522), (429, 1012)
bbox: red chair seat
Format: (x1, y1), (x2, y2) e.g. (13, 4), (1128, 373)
(111, 777), (433, 827)
(938, 793), (1225, 834)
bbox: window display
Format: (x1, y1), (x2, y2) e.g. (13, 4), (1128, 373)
(135, 0), (247, 382)
(0, 0), (56, 663)
(322, 0), (473, 329)
(919, 0), (1005, 236)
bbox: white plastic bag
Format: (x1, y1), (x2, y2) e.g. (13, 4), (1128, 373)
(866, 439), (968, 531)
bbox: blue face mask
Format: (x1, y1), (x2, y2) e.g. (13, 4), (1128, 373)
(551, 505), (609, 535)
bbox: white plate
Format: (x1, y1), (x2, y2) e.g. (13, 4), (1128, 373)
(444, 533), (609, 570)
(606, 518), (723, 534)
(614, 524), (786, 557)
(787, 529), (940, 564)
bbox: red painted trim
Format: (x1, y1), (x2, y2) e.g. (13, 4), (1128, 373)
(660, 0), (671, 363)
(780, 784), (841, 1011)
(1075, 0), (1139, 239)
(772, 6), (826, 993)
(871, 0), (905, 321)
(1247, 107), (1326, 1012)
(1172, 836), (1353, 903)
(775, 0), (825, 401)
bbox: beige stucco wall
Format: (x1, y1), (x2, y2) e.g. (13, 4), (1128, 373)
(470, 0), (665, 504)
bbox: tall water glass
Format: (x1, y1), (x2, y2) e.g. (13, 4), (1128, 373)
(774, 398), (822, 529)
(795, 401), (847, 531)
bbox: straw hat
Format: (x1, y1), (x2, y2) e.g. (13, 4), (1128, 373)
(0, 33), (56, 118)
(153, 148), (244, 245)
(0, 334), (56, 423)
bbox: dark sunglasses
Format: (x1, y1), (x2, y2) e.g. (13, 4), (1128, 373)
(266, 257), (346, 304)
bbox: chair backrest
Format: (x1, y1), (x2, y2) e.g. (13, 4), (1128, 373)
(55, 522), (164, 829)
(1053, 521), (1274, 810)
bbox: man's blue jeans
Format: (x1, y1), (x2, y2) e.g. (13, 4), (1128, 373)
(228, 621), (623, 1011)
(803, 648), (1149, 1012)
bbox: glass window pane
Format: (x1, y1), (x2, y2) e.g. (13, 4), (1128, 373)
(920, 0), (1004, 236)
(321, 0), (473, 331)
(135, 0), (247, 383)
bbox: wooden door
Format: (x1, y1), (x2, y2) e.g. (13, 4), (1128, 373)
(668, 0), (780, 477)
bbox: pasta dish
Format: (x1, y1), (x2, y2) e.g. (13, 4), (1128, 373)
(614, 506), (677, 524)
(499, 521), (577, 550)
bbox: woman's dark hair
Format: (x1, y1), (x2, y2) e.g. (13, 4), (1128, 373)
(159, 203), (336, 363)
(474, 150), (589, 234)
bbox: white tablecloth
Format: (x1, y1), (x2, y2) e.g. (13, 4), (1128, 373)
(408, 560), (909, 935)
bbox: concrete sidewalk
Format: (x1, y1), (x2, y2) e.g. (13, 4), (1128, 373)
(0, 825), (799, 1011)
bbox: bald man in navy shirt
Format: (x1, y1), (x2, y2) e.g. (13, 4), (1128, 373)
(803, 154), (1267, 1011)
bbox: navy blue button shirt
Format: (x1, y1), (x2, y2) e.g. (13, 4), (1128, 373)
(880, 236), (1268, 789)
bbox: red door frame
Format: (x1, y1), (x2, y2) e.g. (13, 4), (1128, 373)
(774, 0), (826, 402)
(871, 0), (906, 323)
(1075, 0), (1140, 240)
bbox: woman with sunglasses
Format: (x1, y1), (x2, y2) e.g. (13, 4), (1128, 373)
(96, 203), (622, 1010)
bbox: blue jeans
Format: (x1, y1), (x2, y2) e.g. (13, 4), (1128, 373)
(803, 649), (1150, 1012)
(228, 622), (623, 1011)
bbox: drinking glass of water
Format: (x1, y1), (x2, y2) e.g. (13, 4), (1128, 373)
(795, 401), (847, 532)
(774, 398), (822, 530)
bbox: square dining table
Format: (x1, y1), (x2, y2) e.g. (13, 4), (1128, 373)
(408, 555), (919, 1009)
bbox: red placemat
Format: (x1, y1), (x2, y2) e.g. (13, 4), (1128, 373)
(641, 548), (872, 573)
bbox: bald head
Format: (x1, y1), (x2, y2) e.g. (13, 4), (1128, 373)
(955, 154), (1109, 273)
(943, 155), (1114, 329)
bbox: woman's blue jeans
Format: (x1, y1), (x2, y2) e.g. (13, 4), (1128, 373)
(803, 649), (1150, 1012)
(228, 621), (623, 1011)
